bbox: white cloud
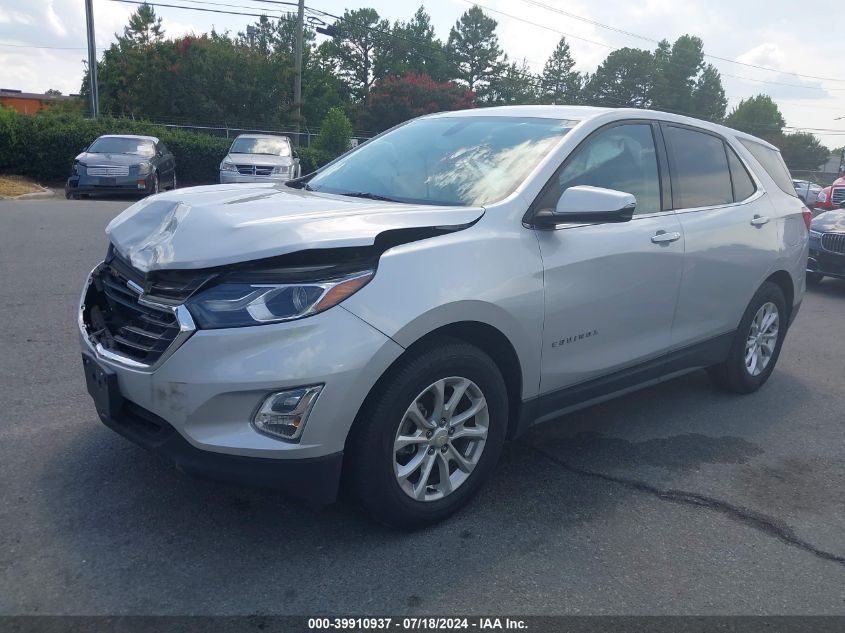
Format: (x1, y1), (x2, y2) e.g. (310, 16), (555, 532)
(0, 7), (34, 25)
(737, 42), (785, 70)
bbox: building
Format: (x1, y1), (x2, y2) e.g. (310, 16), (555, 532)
(0, 89), (80, 115)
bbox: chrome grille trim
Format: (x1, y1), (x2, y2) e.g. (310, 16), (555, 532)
(821, 232), (845, 255)
(830, 187), (845, 207)
(235, 164), (274, 176)
(78, 262), (196, 372)
(88, 165), (130, 177)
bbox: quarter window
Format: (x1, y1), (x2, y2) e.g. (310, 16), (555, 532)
(540, 123), (661, 215)
(726, 145), (756, 202)
(739, 139), (796, 197)
(664, 125), (733, 209)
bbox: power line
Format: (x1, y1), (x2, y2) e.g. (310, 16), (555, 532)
(463, 0), (845, 93)
(97, 0), (845, 135)
(516, 0), (845, 84)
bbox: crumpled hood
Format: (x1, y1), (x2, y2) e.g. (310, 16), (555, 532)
(812, 209), (845, 233)
(106, 183), (484, 272)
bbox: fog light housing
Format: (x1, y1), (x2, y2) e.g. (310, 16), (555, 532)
(252, 385), (322, 441)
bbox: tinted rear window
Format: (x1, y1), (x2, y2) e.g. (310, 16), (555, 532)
(665, 126), (733, 208)
(726, 145), (756, 201)
(739, 139), (796, 197)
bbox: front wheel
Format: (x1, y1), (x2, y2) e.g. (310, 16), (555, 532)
(707, 281), (787, 394)
(346, 339), (508, 528)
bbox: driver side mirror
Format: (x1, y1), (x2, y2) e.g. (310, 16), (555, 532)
(534, 186), (636, 227)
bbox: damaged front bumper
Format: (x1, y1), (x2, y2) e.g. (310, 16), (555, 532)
(78, 265), (405, 503)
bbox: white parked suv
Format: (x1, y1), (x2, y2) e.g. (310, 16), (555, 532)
(219, 133), (301, 183)
(79, 106), (809, 527)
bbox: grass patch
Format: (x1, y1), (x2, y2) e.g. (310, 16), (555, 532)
(0, 175), (46, 198)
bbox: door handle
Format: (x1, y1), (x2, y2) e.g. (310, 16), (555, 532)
(651, 230), (681, 245)
(750, 215), (770, 227)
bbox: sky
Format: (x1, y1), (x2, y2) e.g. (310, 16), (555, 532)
(1, 0), (844, 148)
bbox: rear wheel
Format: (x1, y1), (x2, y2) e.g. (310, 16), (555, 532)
(346, 339), (508, 528)
(171, 171), (177, 190)
(708, 282), (787, 394)
(806, 272), (824, 286)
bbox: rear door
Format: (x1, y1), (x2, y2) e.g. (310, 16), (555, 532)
(532, 120), (685, 402)
(663, 124), (779, 348)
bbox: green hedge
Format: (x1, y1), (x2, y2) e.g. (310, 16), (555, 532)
(0, 107), (340, 185)
(0, 109), (231, 184)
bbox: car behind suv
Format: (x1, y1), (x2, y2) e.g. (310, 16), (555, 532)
(66, 134), (176, 199)
(79, 106), (809, 527)
(219, 133), (301, 183)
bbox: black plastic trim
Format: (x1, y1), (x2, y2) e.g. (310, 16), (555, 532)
(94, 392), (343, 505)
(513, 331), (735, 435)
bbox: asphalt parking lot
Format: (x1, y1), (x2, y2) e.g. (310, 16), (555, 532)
(1, 198), (844, 616)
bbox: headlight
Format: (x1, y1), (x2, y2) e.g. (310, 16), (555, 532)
(817, 190), (828, 203)
(271, 165), (290, 175)
(187, 270), (374, 328)
(809, 229), (823, 239)
(220, 159), (237, 172)
(73, 162), (85, 175)
(137, 162), (153, 176)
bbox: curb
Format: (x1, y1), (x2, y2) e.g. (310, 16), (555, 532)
(1, 186), (56, 201)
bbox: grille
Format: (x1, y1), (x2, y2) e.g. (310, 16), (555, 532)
(88, 165), (130, 177)
(236, 164), (274, 176)
(831, 187), (845, 207)
(821, 232), (845, 255)
(84, 260), (182, 365)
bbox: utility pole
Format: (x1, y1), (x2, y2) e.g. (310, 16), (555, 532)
(293, 0), (304, 146)
(84, 0), (99, 118)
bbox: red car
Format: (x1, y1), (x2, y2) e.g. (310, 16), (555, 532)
(815, 176), (845, 211)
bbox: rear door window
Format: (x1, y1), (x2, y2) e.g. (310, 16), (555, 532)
(664, 125), (733, 209)
(739, 139), (797, 197)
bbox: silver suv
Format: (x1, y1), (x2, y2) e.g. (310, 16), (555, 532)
(79, 106), (809, 527)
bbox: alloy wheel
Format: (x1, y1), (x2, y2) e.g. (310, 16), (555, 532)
(393, 376), (489, 502)
(744, 301), (779, 377)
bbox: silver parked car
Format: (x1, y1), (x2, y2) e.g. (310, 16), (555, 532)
(79, 106), (808, 527)
(219, 133), (301, 183)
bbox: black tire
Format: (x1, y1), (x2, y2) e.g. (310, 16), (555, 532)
(346, 338), (508, 528)
(171, 171), (177, 190)
(707, 281), (788, 394)
(806, 272), (824, 286)
(150, 172), (159, 196)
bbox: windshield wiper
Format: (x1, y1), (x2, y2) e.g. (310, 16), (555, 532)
(337, 191), (405, 203)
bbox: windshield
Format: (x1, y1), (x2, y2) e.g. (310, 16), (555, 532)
(88, 137), (155, 156)
(306, 116), (573, 206)
(230, 137), (291, 156)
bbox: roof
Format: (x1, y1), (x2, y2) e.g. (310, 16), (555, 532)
(425, 105), (778, 151)
(97, 134), (160, 143)
(233, 133), (291, 141)
(0, 89), (78, 101)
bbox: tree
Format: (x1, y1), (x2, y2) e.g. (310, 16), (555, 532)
(725, 95), (785, 144)
(45, 89), (63, 96)
(483, 60), (538, 106)
(582, 48), (654, 108)
(315, 107), (353, 155)
(376, 7), (449, 82)
(540, 37), (581, 104)
(323, 8), (389, 101)
(122, 3), (164, 46)
(446, 6), (505, 92)
(777, 132), (830, 171)
(690, 64), (727, 122)
(362, 73), (475, 132)
(652, 35), (703, 114)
